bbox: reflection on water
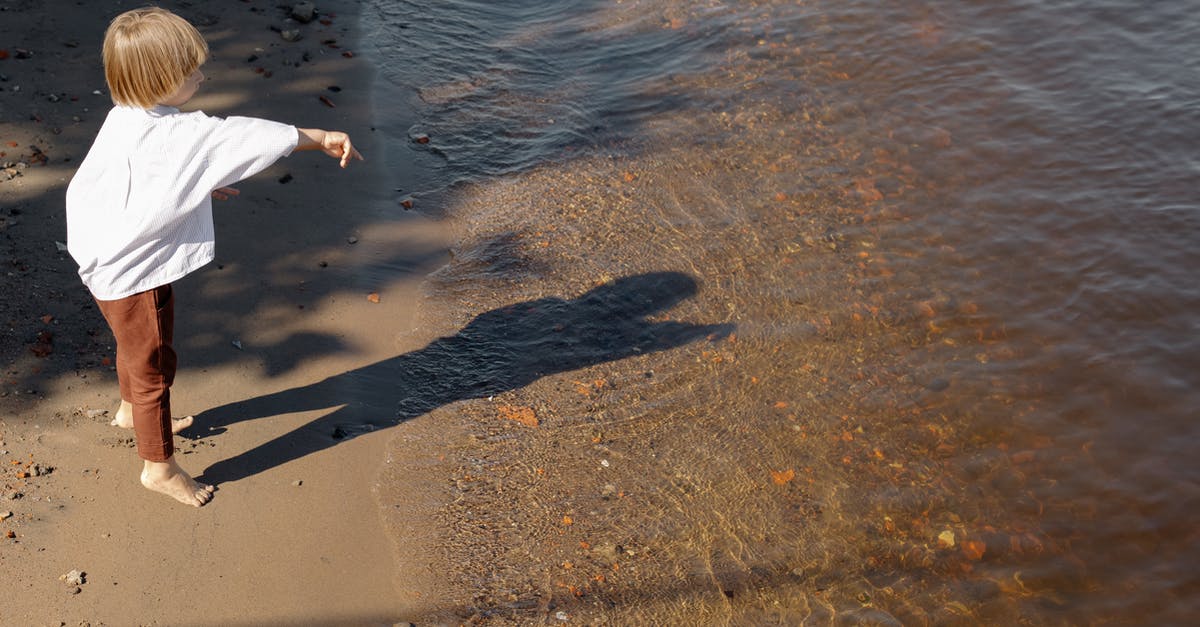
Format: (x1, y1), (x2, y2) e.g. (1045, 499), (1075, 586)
(366, 0), (1200, 623)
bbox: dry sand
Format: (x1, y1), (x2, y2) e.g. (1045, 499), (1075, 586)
(1, 1), (451, 623)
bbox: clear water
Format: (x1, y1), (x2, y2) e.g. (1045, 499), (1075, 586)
(363, 0), (1200, 622)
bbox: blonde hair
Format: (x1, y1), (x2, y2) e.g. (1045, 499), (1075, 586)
(103, 7), (208, 108)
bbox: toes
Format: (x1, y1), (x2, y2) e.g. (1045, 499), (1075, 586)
(171, 415), (195, 434)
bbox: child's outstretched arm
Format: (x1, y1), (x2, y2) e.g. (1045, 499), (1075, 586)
(297, 128), (365, 168)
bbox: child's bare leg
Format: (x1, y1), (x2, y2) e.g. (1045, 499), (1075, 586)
(112, 399), (193, 433)
(141, 457), (215, 507)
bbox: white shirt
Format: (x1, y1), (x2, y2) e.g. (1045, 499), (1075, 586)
(66, 105), (298, 300)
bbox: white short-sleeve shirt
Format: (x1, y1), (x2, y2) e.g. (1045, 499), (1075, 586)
(66, 105), (298, 300)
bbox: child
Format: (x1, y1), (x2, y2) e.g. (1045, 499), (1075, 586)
(66, 7), (363, 507)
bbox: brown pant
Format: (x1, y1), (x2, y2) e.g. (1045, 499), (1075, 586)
(95, 284), (177, 462)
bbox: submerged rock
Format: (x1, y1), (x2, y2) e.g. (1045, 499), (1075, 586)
(291, 3), (317, 23)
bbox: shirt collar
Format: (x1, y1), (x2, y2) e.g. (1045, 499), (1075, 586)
(146, 104), (180, 117)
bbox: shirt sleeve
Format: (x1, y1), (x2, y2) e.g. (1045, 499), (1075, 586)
(189, 113), (299, 192)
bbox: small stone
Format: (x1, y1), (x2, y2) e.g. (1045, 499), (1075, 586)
(68, 586), (81, 595)
(278, 173), (293, 184)
(0, 511), (11, 521)
(399, 197), (414, 209)
(600, 484), (617, 498)
(937, 529), (956, 549)
(347, 236), (358, 244)
(291, 2), (317, 23)
(555, 611), (568, 621)
(231, 340), (243, 350)
(600, 459), (610, 468)
(412, 133), (430, 144)
(60, 569), (86, 586)
(592, 542), (619, 561)
(280, 29), (302, 42)
(86, 409), (108, 419)
(292, 480), (303, 487)
(318, 261), (328, 268)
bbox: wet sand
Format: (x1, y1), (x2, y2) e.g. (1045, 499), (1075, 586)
(1, 1), (449, 623)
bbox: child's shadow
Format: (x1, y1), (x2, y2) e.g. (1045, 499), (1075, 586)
(195, 271), (732, 484)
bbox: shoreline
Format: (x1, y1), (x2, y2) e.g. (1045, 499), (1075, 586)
(1, 1), (450, 623)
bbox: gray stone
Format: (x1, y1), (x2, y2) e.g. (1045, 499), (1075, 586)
(291, 2), (317, 23)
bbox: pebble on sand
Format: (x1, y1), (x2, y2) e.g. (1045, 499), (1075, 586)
(291, 2), (317, 23)
(60, 569), (86, 586)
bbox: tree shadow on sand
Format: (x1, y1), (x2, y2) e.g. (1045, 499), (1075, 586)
(195, 271), (732, 485)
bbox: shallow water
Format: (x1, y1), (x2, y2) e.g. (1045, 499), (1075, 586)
(364, 0), (1200, 623)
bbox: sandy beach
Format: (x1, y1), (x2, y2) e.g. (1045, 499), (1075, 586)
(7, 0), (1191, 624)
(1, 1), (452, 623)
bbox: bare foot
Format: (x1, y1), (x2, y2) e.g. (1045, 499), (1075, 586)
(141, 457), (215, 507)
(111, 400), (194, 434)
